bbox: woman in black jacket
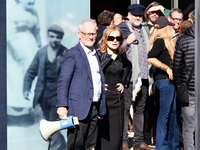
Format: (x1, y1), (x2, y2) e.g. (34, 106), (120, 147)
(96, 26), (132, 150)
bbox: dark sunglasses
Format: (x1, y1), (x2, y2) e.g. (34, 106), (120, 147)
(107, 36), (123, 41)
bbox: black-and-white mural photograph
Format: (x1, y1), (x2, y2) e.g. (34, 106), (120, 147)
(6, 0), (89, 149)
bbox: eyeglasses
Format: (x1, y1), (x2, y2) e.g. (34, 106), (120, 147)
(80, 31), (97, 37)
(170, 17), (183, 22)
(107, 36), (123, 41)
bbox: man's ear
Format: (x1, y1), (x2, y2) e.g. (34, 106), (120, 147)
(78, 31), (81, 39)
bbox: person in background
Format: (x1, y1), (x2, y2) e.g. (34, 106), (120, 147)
(148, 16), (180, 150)
(143, 2), (168, 147)
(144, 1), (165, 30)
(179, 20), (193, 35)
(122, 16), (129, 23)
(168, 8), (184, 149)
(96, 26), (132, 150)
(94, 10), (115, 49)
(56, 19), (106, 150)
(118, 4), (154, 150)
(23, 24), (67, 150)
(173, 11), (195, 150)
(188, 10), (194, 24)
(113, 13), (123, 25)
(168, 8), (183, 33)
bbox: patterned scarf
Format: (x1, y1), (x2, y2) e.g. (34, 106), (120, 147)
(127, 22), (153, 101)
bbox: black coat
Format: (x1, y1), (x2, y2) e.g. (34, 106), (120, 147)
(97, 50), (132, 88)
(173, 26), (195, 91)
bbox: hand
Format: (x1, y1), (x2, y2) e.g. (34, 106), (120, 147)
(166, 68), (173, 80)
(105, 84), (108, 92)
(126, 33), (136, 44)
(23, 91), (30, 100)
(98, 116), (104, 119)
(57, 107), (68, 119)
(116, 83), (124, 93)
(147, 5), (165, 14)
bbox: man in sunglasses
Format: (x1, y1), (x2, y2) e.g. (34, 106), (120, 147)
(118, 3), (154, 150)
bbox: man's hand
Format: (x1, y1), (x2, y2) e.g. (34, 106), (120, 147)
(147, 5), (165, 14)
(98, 116), (104, 119)
(126, 33), (136, 44)
(57, 107), (68, 119)
(23, 91), (30, 100)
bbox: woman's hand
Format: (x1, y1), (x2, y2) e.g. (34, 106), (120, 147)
(126, 33), (136, 44)
(116, 83), (124, 93)
(105, 84), (108, 91)
(166, 68), (173, 80)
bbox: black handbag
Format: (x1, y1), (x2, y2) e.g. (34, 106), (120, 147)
(176, 82), (189, 103)
(176, 64), (194, 104)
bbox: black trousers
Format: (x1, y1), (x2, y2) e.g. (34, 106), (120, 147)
(67, 103), (98, 150)
(122, 83), (132, 145)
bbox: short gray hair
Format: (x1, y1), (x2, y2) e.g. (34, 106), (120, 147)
(79, 19), (97, 31)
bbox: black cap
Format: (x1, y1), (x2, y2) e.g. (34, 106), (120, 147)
(154, 16), (175, 29)
(48, 24), (64, 36)
(128, 4), (146, 15)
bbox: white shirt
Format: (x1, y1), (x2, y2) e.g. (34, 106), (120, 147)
(80, 42), (102, 102)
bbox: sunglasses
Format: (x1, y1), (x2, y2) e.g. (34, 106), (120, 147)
(107, 36), (123, 41)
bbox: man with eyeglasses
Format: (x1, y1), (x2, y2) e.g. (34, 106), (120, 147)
(56, 19), (106, 150)
(118, 3), (154, 150)
(168, 8), (183, 36)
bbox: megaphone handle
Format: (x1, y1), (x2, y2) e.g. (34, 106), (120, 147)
(47, 137), (52, 150)
(61, 115), (67, 119)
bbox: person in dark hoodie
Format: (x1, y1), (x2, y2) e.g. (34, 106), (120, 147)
(173, 11), (195, 150)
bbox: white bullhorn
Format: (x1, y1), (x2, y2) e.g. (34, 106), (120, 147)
(39, 116), (79, 141)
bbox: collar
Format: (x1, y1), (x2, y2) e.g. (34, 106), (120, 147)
(80, 42), (96, 55)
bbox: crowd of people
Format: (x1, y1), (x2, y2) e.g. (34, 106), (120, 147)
(19, 1), (195, 150)
(56, 1), (195, 150)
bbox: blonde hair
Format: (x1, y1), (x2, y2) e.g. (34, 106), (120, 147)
(98, 26), (125, 53)
(150, 25), (176, 60)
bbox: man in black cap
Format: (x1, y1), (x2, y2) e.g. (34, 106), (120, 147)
(23, 24), (67, 150)
(118, 4), (154, 150)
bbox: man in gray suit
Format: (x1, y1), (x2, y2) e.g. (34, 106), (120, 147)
(23, 24), (67, 150)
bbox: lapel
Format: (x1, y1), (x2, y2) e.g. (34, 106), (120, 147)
(77, 43), (93, 83)
(39, 46), (48, 72)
